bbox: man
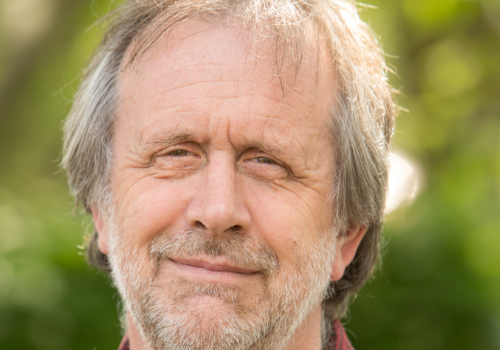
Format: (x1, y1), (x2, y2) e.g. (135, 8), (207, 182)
(62, 0), (395, 349)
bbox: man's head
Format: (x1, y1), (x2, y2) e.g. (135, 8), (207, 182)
(63, 0), (395, 349)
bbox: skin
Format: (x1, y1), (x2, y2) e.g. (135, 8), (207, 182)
(93, 20), (367, 350)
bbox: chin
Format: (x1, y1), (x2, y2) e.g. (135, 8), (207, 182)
(128, 279), (272, 350)
(139, 303), (268, 350)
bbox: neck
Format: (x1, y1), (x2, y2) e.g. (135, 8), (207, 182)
(126, 314), (150, 350)
(280, 304), (324, 350)
(125, 305), (324, 350)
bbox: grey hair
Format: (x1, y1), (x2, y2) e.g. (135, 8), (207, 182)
(62, 0), (395, 320)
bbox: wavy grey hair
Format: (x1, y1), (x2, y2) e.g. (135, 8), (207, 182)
(62, 0), (395, 321)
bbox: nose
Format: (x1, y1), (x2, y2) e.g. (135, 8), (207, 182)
(186, 154), (251, 235)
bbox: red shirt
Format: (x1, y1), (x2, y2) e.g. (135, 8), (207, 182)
(118, 319), (354, 350)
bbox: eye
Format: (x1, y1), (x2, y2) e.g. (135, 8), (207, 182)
(242, 153), (289, 180)
(151, 145), (202, 178)
(254, 157), (277, 164)
(168, 149), (190, 156)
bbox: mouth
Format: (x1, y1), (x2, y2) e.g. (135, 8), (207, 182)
(169, 257), (260, 280)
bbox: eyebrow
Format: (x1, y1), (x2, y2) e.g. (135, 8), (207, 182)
(247, 141), (286, 158)
(144, 131), (194, 148)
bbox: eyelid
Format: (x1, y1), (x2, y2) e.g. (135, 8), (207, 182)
(157, 142), (201, 156)
(253, 156), (279, 165)
(168, 149), (191, 156)
(242, 150), (288, 169)
(257, 152), (282, 165)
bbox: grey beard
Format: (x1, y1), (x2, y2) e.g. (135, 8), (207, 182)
(107, 222), (336, 350)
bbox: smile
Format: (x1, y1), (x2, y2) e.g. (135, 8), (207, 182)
(169, 257), (260, 281)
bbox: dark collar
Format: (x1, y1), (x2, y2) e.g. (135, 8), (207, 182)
(328, 319), (355, 350)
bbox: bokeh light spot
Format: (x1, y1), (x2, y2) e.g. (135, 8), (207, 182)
(386, 152), (424, 214)
(0, 205), (28, 253)
(423, 40), (481, 96)
(0, 0), (57, 51)
(402, 0), (460, 28)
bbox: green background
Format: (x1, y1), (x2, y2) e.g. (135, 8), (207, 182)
(0, 0), (499, 349)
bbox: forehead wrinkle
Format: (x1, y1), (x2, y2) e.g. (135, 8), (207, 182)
(154, 81), (258, 100)
(151, 62), (274, 88)
(127, 68), (277, 104)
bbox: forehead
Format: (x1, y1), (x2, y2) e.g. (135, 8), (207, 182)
(117, 19), (336, 151)
(122, 19), (331, 89)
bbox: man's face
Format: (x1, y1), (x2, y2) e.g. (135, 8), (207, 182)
(98, 20), (342, 350)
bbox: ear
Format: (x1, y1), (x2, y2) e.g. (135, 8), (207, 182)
(330, 225), (368, 281)
(91, 207), (110, 255)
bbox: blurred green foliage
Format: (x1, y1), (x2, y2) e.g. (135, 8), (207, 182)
(0, 0), (499, 349)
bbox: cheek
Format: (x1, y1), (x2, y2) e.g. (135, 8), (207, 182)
(114, 176), (193, 245)
(248, 187), (331, 268)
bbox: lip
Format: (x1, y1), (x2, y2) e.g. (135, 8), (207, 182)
(170, 257), (259, 275)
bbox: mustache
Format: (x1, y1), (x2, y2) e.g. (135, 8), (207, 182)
(148, 229), (279, 276)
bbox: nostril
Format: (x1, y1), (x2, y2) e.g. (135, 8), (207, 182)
(195, 221), (206, 228)
(230, 225), (242, 232)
